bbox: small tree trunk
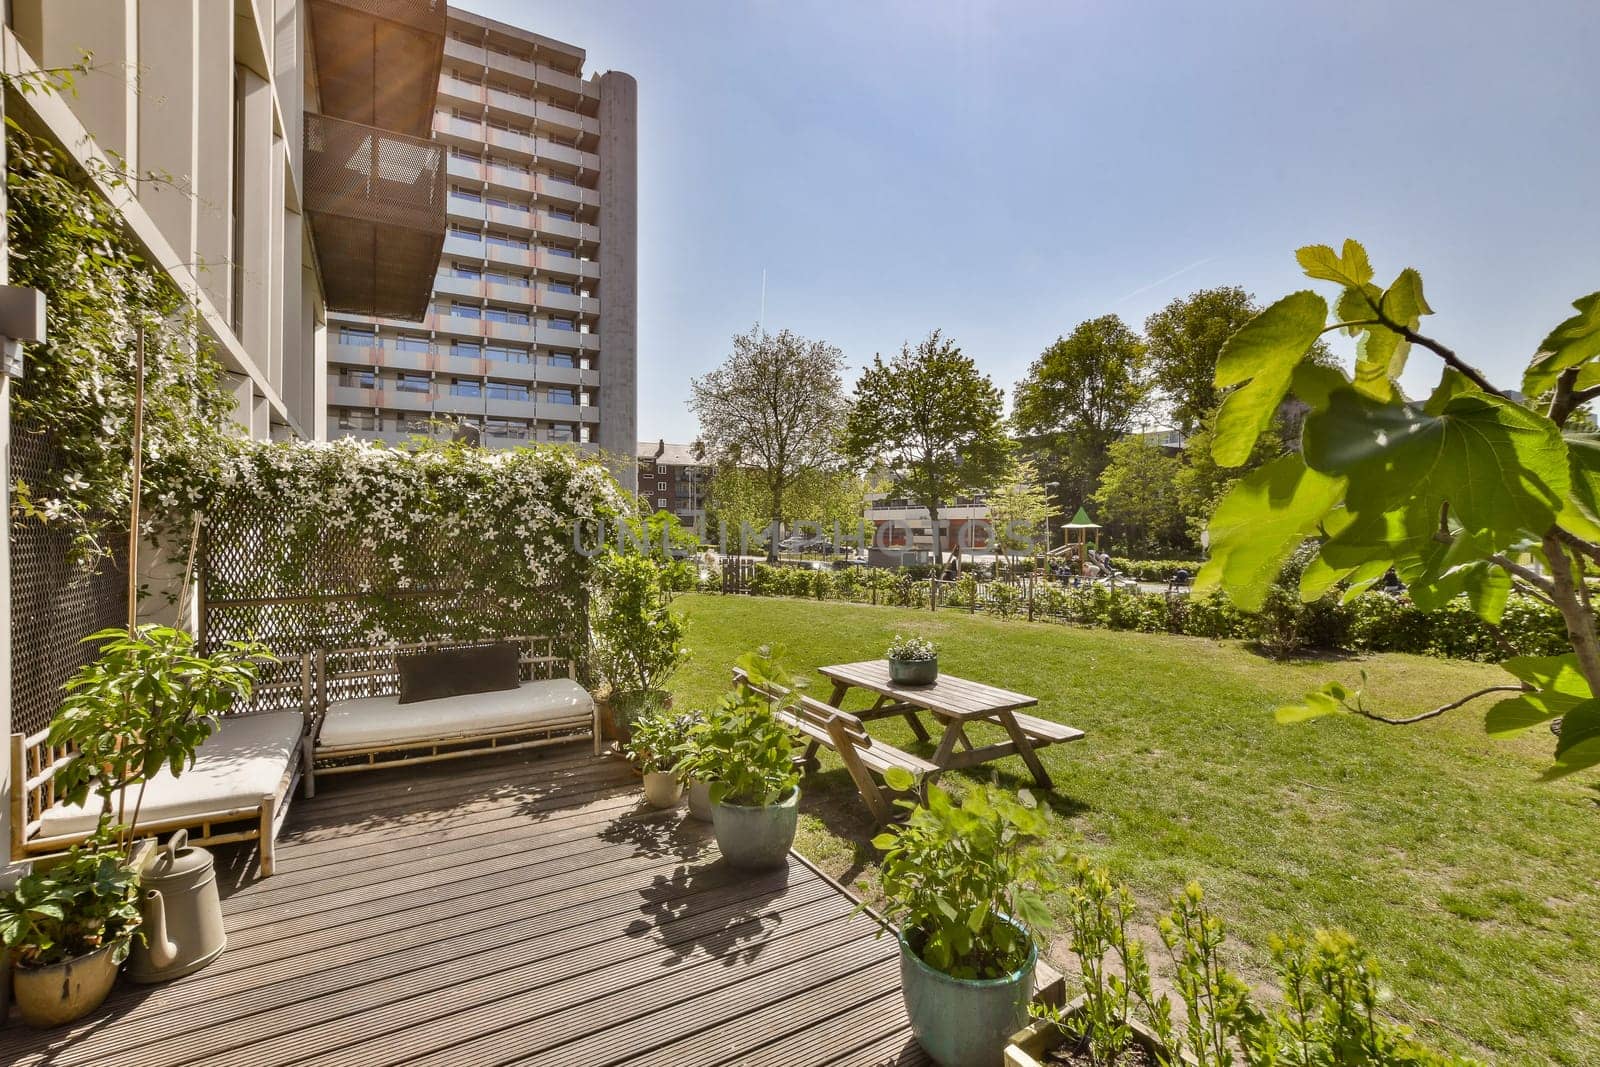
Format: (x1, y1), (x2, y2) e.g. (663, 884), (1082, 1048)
(928, 500), (944, 575)
(1544, 532), (1600, 696)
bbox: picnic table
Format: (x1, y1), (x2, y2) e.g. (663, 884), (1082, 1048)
(816, 660), (1083, 790)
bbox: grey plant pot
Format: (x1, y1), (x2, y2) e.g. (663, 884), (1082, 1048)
(898, 919), (1036, 1067)
(890, 656), (939, 686)
(686, 778), (714, 822)
(710, 786), (799, 869)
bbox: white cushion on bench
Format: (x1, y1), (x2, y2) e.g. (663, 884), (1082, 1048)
(37, 711), (303, 839)
(318, 678), (594, 750)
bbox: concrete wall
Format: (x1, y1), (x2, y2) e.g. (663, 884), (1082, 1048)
(596, 70), (637, 491)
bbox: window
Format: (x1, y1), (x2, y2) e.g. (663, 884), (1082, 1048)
(544, 245), (576, 258)
(545, 281), (574, 295)
(657, 498), (668, 509)
(547, 387), (576, 405)
(486, 381), (528, 401)
(449, 224), (482, 241)
(450, 187), (482, 204)
(489, 156), (530, 174)
(485, 419), (528, 439)
(338, 326), (378, 346)
(450, 379), (482, 398)
(486, 232), (529, 250)
(545, 173), (575, 186)
(485, 306), (529, 324)
(452, 303), (481, 320)
(547, 351), (576, 368)
(453, 341), (482, 358)
(548, 425), (574, 443)
(485, 344), (531, 363)
(395, 336), (431, 353)
(657, 481), (667, 492)
(548, 317), (576, 332)
(338, 409), (376, 430)
(339, 368), (376, 389)
(396, 373), (429, 393)
(547, 209), (575, 222)
(450, 147), (480, 162)
(452, 264), (482, 280)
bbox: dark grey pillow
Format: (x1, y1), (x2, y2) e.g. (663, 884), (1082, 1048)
(397, 643), (521, 705)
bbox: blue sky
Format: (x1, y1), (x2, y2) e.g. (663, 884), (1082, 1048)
(460, 0), (1600, 443)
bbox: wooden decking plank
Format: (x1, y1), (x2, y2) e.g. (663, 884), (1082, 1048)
(0, 750), (909, 1067)
(226, 796), (670, 910)
(712, 983), (919, 1066)
(220, 886), (859, 1067)
(819, 1024), (931, 1066)
(23, 850), (803, 1065)
(58, 873), (839, 1067)
(396, 908), (882, 1067)
(620, 952), (898, 1066)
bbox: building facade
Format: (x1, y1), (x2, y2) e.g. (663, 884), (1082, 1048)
(325, 9), (638, 487)
(1, 0), (446, 860)
(637, 441), (710, 529)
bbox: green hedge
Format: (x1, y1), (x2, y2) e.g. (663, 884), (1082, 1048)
(1109, 558), (1203, 582)
(711, 564), (1566, 662)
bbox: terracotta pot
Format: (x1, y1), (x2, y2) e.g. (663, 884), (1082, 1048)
(12, 943), (120, 1028)
(642, 771), (684, 809)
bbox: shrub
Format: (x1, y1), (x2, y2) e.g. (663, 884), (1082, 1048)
(593, 553), (686, 696)
(0, 831), (142, 968)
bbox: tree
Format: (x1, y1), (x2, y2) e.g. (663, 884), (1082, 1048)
(844, 331), (1011, 572)
(1144, 287), (1260, 436)
(987, 458), (1052, 573)
(1093, 436), (1187, 557)
(1197, 238), (1600, 780)
(689, 326), (849, 561)
(1012, 316), (1153, 510)
(705, 465), (871, 554)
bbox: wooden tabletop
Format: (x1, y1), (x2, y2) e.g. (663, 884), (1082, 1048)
(818, 660), (1038, 720)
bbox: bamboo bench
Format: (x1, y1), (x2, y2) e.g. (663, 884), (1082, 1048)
(307, 636), (598, 791)
(735, 670), (936, 824)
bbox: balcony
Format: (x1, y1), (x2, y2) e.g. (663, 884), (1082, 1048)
(434, 352), (488, 378)
(537, 175), (599, 208)
(434, 273), (485, 300)
(437, 74), (485, 106)
(487, 203), (535, 231)
(536, 252), (599, 281)
(442, 233), (485, 260)
(483, 319), (536, 345)
(486, 165), (535, 195)
(375, 388), (435, 412)
(447, 155), (485, 183)
(537, 289), (591, 314)
(487, 126), (534, 155)
(485, 358), (539, 383)
(304, 114), (447, 320)
(446, 197), (487, 224)
(484, 241), (535, 270)
(486, 86), (534, 119)
(329, 384), (380, 408)
(308, 0), (446, 139)
(430, 312), (486, 339)
(486, 280), (534, 304)
(534, 62), (584, 97)
(535, 101), (598, 138)
(327, 339), (385, 365)
(443, 34), (486, 67)
(434, 391), (486, 416)
(487, 396), (538, 418)
(538, 364), (584, 386)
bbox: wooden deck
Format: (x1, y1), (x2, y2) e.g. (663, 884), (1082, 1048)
(0, 746), (930, 1066)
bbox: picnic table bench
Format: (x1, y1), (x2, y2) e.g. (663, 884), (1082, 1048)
(817, 661), (1084, 790)
(735, 669), (936, 824)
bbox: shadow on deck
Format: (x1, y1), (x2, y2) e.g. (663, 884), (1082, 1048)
(0, 746), (928, 1066)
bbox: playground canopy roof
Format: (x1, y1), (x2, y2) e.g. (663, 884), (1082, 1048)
(1062, 506), (1101, 529)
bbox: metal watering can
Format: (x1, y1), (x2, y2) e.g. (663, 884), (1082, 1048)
(127, 830), (226, 983)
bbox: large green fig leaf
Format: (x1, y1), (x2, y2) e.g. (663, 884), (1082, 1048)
(1211, 291), (1329, 467)
(1524, 292), (1600, 396)
(1195, 455), (1346, 611)
(1303, 387), (1569, 547)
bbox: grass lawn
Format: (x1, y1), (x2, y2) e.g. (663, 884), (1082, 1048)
(670, 593), (1599, 1066)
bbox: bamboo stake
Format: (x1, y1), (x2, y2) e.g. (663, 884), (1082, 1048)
(121, 325), (146, 853)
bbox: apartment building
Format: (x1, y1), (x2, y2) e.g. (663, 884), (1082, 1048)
(326, 8), (638, 486)
(637, 441), (711, 528)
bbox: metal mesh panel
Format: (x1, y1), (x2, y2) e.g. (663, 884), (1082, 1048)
(308, 0), (446, 138)
(7, 428), (129, 737)
(304, 113), (445, 320)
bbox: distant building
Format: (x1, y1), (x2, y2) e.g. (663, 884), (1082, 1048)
(1136, 426), (1188, 452)
(863, 492), (995, 565)
(636, 440), (710, 527)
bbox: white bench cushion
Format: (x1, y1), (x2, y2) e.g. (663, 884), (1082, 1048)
(318, 678), (594, 751)
(38, 711), (303, 839)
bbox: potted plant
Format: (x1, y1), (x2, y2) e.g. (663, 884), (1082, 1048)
(592, 552), (687, 744)
(0, 830), (142, 1028)
(626, 703), (695, 809)
(672, 709), (716, 821)
(874, 773), (1062, 1067)
(684, 651), (801, 868)
(887, 633), (939, 686)
(0, 624), (269, 1025)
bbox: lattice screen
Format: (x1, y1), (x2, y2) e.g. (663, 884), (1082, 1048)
(199, 496), (590, 714)
(7, 428), (129, 737)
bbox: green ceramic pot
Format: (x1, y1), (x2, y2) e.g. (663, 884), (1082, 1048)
(889, 656), (939, 686)
(710, 786), (799, 868)
(898, 918), (1035, 1067)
